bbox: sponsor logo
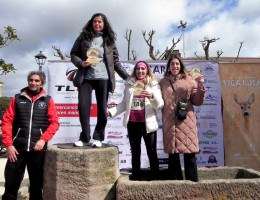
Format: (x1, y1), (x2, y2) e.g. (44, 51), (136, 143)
(200, 115), (216, 119)
(115, 79), (124, 84)
(202, 130), (217, 138)
(199, 141), (218, 145)
(205, 93), (218, 102)
(120, 160), (127, 164)
(111, 92), (122, 100)
(207, 155), (217, 164)
(107, 135), (123, 139)
(205, 86), (218, 92)
(106, 140), (124, 146)
(196, 156), (207, 165)
(107, 116), (122, 121)
(204, 64), (215, 75)
(106, 124), (123, 129)
(55, 85), (77, 92)
(201, 121), (218, 129)
(107, 102), (117, 109)
(66, 67), (77, 81)
(56, 103), (97, 117)
(210, 123), (217, 128)
(202, 102), (217, 106)
(202, 147), (218, 154)
(108, 131), (123, 135)
(204, 79), (217, 84)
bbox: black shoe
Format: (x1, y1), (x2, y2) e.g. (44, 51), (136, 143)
(129, 174), (142, 181)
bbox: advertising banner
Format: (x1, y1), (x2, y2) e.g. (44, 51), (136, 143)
(47, 60), (224, 169)
(219, 63), (260, 171)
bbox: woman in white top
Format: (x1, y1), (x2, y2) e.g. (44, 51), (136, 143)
(108, 61), (164, 180)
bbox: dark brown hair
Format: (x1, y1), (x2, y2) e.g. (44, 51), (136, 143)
(80, 13), (116, 46)
(164, 54), (189, 77)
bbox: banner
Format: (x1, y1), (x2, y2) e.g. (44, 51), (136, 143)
(220, 63), (260, 171)
(47, 60), (224, 169)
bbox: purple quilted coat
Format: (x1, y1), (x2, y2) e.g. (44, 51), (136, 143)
(159, 74), (206, 154)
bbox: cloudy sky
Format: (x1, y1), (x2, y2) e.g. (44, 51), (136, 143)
(0, 0), (259, 97)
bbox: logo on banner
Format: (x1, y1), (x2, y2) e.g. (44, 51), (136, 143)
(205, 93), (218, 102)
(207, 155), (217, 164)
(204, 64), (215, 75)
(202, 147), (218, 154)
(66, 67), (78, 81)
(202, 130), (218, 138)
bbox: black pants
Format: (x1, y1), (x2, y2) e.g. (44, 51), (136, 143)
(78, 79), (109, 142)
(2, 151), (45, 200)
(168, 153), (198, 182)
(127, 121), (159, 177)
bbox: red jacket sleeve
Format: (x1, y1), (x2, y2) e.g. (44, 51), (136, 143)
(1, 97), (16, 147)
(40, 98), (60, 142)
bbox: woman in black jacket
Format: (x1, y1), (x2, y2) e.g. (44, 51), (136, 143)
(70, 13), (129, 148)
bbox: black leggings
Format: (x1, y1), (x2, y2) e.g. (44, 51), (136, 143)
(127, 121), (159, 176)
(168, 153), (198, 182)
(78, 79), (109, 142)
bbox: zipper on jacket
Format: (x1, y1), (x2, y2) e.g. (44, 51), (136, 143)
(23, 92), (46, 151)
(13, 128), (21, 142)
(27, 101), (34, 151)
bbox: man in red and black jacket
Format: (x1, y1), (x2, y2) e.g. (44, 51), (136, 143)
(1, 71), (59, 200)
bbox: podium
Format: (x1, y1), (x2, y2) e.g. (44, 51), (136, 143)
(43, 144), (119, 200)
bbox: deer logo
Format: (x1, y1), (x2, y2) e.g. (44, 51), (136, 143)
(234, 93), (255, 118)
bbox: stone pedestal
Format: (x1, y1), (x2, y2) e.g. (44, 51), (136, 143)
(117, 167), (260, 200)
(43, 144), (119, 200)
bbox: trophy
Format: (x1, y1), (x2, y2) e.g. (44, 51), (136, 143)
(190, 67), (201, 80)
(86, 48), (99, 64)
(133, 81), (144, 96)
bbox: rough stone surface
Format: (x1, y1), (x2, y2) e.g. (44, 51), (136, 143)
(116, 167), (260, 200)
(43, 144), (119, 200)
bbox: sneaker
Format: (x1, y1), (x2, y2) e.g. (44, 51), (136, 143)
(74, 140), (85, 147)
(92, 140), (102, 148)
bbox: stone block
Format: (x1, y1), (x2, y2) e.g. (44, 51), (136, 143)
(116, 167), (260, 200)
(43, 144), (119, 200)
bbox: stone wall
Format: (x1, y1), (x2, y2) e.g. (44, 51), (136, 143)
(116, 167), (260, 200)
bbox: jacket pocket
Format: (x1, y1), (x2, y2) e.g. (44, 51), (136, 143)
(13, 128), (21, 142)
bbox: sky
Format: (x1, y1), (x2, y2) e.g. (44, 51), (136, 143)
(0, 0), (260, 97)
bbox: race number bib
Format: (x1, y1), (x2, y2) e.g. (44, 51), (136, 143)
(131, 98), (145, 110)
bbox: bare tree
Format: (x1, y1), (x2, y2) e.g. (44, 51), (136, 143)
(216, 50), (223, 60)
(52, 45), (67, 60)
(158, 34), (182, 60)
(142, 30), (160, 60)
(124, 29), (133, 60)
(131, 50), (138, 60)
(142, 29), (182, 60)
(194, 51), (203, 59)
(200, 37), (220, 60)
(232, 41), (244, 62)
